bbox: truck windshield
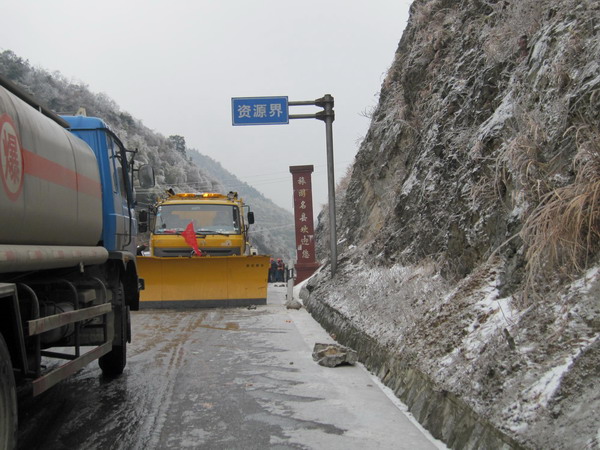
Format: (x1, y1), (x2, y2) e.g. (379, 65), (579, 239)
(154, 204), (240, 235)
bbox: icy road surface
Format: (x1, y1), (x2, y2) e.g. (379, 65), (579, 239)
(18, 285), (444, 449)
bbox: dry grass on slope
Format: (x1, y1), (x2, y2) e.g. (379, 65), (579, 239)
(521, 124), (600, 294)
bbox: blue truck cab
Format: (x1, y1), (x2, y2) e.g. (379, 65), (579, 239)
(61, 115), (138, 254)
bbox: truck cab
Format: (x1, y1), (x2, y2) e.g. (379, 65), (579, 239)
(149, 192), (255, 257)
(61, 116), (138, 254)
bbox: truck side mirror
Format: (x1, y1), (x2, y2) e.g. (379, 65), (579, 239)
(138, 164), (155, 189)
(138, 210), (149, 233)
(247, 211), (255, 225)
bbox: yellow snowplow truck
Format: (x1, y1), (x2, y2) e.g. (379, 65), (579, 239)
(137, 191), (269, 308)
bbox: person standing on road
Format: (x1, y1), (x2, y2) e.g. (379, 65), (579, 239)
(276, 258), (285, 282)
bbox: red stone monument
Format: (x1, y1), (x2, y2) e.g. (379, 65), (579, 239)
(289, 165), (320, 284)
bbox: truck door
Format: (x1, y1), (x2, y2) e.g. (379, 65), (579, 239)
(106, 134), (130, 251)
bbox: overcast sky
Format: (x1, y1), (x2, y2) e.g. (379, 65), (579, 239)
(2, 1), (412, 212)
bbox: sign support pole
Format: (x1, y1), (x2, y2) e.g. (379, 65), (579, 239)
(320, 95), (337, 278)
(289, 95), (337, 277)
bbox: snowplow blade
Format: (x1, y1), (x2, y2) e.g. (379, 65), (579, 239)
(137, 255), (269, 308)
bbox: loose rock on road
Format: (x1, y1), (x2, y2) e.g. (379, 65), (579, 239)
(18, 285), (444, 449)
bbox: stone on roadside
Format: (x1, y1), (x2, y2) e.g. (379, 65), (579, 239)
(312, 343), (358, 367)
(285, 298), (302, 310)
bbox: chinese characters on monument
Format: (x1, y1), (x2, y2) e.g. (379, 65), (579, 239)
(290, 165), (319, 284)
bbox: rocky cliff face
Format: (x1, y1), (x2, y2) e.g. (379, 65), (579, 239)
(306, 1), (600, 448)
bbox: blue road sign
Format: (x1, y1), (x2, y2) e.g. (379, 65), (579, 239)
(231, 96), (289, 126)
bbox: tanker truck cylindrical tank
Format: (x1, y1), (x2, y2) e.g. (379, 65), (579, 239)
(0, 87), (103, 247)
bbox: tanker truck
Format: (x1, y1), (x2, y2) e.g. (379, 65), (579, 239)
(137, 191), (269, 308)
(0, 75), (154, 448)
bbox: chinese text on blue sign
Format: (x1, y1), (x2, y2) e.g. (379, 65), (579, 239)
(231, 96), (289, 126)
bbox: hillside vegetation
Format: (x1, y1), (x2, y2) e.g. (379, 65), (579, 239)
(0, 50), (294, 260)
(307, 0), (600, 448)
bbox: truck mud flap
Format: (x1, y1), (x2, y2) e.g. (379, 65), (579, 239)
(137, 255), (269, 308)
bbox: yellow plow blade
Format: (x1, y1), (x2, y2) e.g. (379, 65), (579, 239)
(137, 255), (269, 308)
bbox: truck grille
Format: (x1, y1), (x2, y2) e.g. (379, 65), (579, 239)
(154, 247), (241, 257)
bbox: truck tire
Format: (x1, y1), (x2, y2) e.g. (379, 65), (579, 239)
(99, 283), (128, 377)
(0, 334), (17, 450)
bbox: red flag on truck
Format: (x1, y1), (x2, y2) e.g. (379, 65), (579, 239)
(181, 222), (202, 256)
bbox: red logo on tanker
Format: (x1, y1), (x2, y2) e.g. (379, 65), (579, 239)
(0, 113), (23, 201)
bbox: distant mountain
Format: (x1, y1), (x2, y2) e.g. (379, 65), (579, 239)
(0, 49), (295, 261)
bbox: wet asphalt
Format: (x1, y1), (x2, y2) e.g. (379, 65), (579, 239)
(17, 285), (442, 450)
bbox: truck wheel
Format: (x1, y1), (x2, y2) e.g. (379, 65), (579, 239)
(99, 283), (128, 377)
(0, 334), (17, 450)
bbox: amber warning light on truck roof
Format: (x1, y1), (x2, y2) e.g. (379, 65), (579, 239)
(174, 193), (200, 198)
(172, 193), (226, 199)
